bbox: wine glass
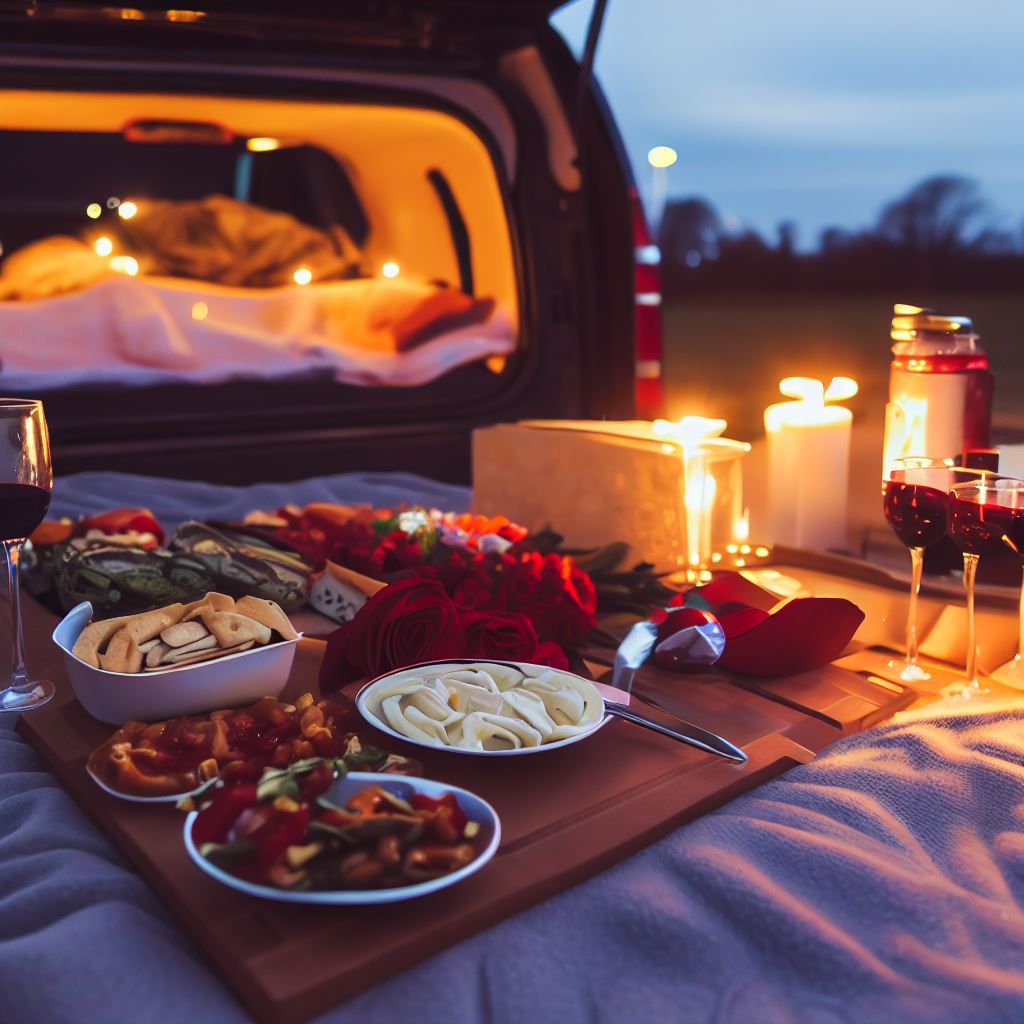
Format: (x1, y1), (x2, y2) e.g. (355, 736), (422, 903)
(883, 457), (953, 682)
(947, 476), (1020, 699)
(951, 477), (1024, 691)
(0, 399), (55, 712)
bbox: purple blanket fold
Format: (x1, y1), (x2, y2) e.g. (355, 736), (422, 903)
(5, 700), (1024, 1023)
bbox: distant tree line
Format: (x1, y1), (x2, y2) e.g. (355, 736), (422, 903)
(659, 175), (1024, 293)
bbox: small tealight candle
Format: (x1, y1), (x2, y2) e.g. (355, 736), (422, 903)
(764, 376), (858, 551)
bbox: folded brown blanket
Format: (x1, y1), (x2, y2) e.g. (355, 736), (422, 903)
(111, 194), (361, 287)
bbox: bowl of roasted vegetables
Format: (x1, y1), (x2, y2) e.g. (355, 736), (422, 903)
(183, 758), (500, 903)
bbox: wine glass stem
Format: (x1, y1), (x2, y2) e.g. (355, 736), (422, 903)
(906, 546), (924, 670)
(963, 551), (980, 687)
(4, 541), (30, 693)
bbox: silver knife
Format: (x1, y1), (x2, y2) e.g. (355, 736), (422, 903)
(600, 695), (748, 763)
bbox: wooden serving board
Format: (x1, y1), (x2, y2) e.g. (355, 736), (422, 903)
(17, 596), (863, 1024)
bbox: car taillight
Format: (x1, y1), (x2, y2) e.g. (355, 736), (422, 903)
(631, 187), (664, 417)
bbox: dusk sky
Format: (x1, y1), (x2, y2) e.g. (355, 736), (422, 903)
(553, 0), (1024, 250)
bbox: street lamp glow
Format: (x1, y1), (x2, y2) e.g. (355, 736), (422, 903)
(93, 236), (113, 257)
(117, 201), (138, 220)
(86, 203), (102, 219)
(381, 261), (400, 279)
(292, 267), (312, 286)
(647, 146), (678, 169)
(247, 137), (281, 153)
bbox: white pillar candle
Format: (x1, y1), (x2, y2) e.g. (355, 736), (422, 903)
(764, 376), (857, 551)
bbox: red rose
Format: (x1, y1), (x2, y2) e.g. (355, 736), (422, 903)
(462, 609), (539, 662)
(495, 555), (542, 608)
(532, 640), (570, 670)
(323, 521), (379, 575)
(516, 591), (596, 646)
(435, 556), (496, 611)
(374, 529), (427, 574)
(319, 577), (465, 689)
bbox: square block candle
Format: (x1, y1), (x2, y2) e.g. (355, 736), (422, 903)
(473, 420), (749, 572)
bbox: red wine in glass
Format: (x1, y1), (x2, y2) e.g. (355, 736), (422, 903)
(883, 460), (954, 683)
(0, 483), (51, 542)
(970, 481), (1024, 690)
(950, 499), (1016, 558)
(883, 481), (949, 549)
(945, 480), (1022, 697)
(0, 400), (55, 712)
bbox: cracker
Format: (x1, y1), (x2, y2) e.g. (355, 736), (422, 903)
(160, 621), (210, 648)
(201, 610), (272, 648)
(234, 596), (298, 641)
(161, 634), (220, 662)
(120, 603), (185, 645)
(146, 639), (255, 670)
(145, 642), (171, 668)
(72, 616), (131, 668)
(181, 592), (235, 617)
(99, 632), (143, 674)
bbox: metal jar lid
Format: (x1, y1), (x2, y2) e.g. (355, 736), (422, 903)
(891, 303), (974, 342)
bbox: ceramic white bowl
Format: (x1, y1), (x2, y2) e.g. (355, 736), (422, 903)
(183, 771), (501, 904)
(356, 658), (611, 757)
(52, 601), (299, 724)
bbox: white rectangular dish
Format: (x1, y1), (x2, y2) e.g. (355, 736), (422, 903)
(52, 601), (299, 724)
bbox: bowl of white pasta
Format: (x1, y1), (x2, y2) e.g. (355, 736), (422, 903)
(354, 659), (610, 756)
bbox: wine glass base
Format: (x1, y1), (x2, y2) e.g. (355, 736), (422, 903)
(939, 680), (990, 700)
(888, 658), (932, 683)
(0, 679), (55, 712)
(988, 656), (1024, 691)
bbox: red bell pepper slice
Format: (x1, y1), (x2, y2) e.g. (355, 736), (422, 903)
(74, 507), (165, 546)
(191, 784), (258, 846)
(257, 807), (311, 867)
(411, 792), (468, 835)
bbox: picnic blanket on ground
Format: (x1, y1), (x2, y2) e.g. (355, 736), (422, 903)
(3, 472), (1024, 1023)
(4, 697), (1024, 1023)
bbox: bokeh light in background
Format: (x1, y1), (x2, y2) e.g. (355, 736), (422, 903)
(647, 146), (678, 169)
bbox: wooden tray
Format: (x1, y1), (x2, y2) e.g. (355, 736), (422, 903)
(16, 596), (867, 1024)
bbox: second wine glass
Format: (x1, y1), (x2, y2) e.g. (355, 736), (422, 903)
(947, 477), (1019, 698)
(951, 477), (1024, 692)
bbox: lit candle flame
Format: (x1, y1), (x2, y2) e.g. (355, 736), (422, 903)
(652, 415), (727, 448)
(767, 376), (858, 429)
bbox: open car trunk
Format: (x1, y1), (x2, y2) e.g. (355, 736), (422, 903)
(0, 0), (636, 483)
